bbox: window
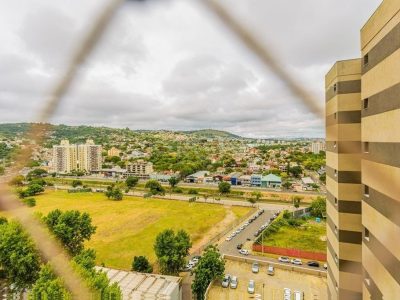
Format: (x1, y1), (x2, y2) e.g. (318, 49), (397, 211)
(364, 228), (370, 241)
(333, 83), (337, 92)
(334, 253), (339, 265)
(365, 277), (371, 286)
(334, 225), (338, 234)
(364, 142), (369, 153)
(364, 54), (369, 66)
(334, 169), (337, 177)
(333, 141), (337, 148)
(334, 112), (337, 119)
(364, 185), (370, 197)
(334, 197), (338, 206)
(363, 98), (369, 109)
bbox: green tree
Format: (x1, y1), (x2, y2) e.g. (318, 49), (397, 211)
(145, 180), (165, 195)
(72, 180), (83, 188)
(0, 166), (4, 175)
(282, 181), (292, 190)
(105, 185), (123, 201)
(291, 195), (303, 209)
(19, 183), (45, 198)
(131, 256), (153, 273)
(251, 191), (262, 202)
(319, 172), (326, 184)
(0, 220), (41, 290)
(218, 181), (231, 194)
(27, 168), (48, 180)
(168, 176), (179, 189)
(125, 176), (139, 190)
(29, 264), (70, 300)
(44, 209), (97, 256)
(310, 196), (326, 218)
(289, 166), (303, 178)
(154, 229), (192, 275)
(192, 246), (225, 300)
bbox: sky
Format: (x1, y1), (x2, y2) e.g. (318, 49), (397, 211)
(0, 0), (382, 138)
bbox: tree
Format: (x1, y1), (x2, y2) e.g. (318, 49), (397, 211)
(282, 181), (292, 190)
(105, 185), (123, 201)
(0, 221), (41, 290)
(131, 256), (153, 273)
(310, 196), (326, 218)
(291, 195), (303, 209)
(218, 181), (231, 194)
(192, 246), (225, 300)
(29, 264), (69, 300)
(168, 176), (179, 189)
(154, 229), (192, 275)
(145, 180), (165, 195)
(251, 191), (262, 202)
(44, 209), (97, 256)
(27, 168), (48, 180)
(319, 172), (326, 184)
(72, 180), (83, 188)
(289, 166), (303, 178)
(0, 166), (4, 175)
(125, 176), (139, 190)
(19, 183), (45, 198)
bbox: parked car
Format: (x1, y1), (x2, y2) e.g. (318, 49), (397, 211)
(192, 257), (200, 264)
(247, 280), (255, 294)
(251, 262), (259, 273)
(239, 249), (249, 255)
(226, 236), (232, 241)
(293, 290), (303, 300)
(284, 288), (291, 300)
(278, 256), (290, 263)
(230, 276), (238, 289)
(291, 258), (302, 265)
(307, 261), (320, 267)
(267, 265), (275, 276)
(221, 275), (231, 288)
(236, 243), (243, 250)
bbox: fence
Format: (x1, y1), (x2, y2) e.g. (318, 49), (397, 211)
(252, 244), (327, 261)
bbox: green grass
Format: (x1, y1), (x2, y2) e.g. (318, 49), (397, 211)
(31, 191), (250, 269)
(262, 220), (326, 253)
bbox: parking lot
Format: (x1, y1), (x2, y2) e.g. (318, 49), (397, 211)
(207, 259), (327, 300)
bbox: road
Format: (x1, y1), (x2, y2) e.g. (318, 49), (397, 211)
(218, 209), (327, 273)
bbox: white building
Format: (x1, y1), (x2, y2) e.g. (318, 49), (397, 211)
(52, 139), (102, 174)
(95, 267), (182, 300)
(310, 141), (326, 154)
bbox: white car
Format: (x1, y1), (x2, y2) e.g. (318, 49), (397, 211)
(226, 236), (232, 241)
(247, 280), (255, 294)
(251, 262), (259, 273)
(291, 258), (303, 265)
(230, 276), (238, 289)
(284, 288), (291, 300)
(239, 249), (249, 255)
(221, 275), (231, 288)
(191, 257), (199, 264)
(278, 256), (290, 263)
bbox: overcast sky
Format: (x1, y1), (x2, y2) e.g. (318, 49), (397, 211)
(0, 0), (381, 138)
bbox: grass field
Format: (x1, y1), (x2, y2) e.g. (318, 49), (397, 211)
(262, 219), (326, 253)
(31, 191), (251, 269)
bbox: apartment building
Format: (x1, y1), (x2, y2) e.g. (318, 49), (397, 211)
(126, 161), (154, 179)
(52, 139), (102, 174)
(311, 141), (326, 154)
(326, 1), (400, 299)
(326, 59), (363, 300)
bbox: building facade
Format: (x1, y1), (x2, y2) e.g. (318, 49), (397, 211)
(311, 141), (326, 154)
(107, 146), (121, 157)
(326, 1), (400, 299)
(126, 161), (154, 179)
(52, 139), (102, 174)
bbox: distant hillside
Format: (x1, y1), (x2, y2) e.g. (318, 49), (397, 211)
(181, 129), (241, 139)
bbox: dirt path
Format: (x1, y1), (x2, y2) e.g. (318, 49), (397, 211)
(190, 206), (236, 255)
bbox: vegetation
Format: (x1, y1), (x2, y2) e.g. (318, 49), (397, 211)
(218, 181), (231, 194)
(125, 176), (139, 190)
(192, 246), (225, 300)
(154, 229), (192, 275)
(131, 256), (153, 273)
(105, 185), (123, 201)
(32, 191), (250, 268)
(72, 180), (83, 188)
(145, 180), (165, 195)
(44, 209), (97, 256)
(22, 197), (36, 207)
(310, 196), (326, 218)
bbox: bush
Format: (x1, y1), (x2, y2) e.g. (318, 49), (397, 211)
(131, 256), (153, 273)
(22, 198), (36, 207)
(145, 180), (165, 195)
(172, 187), (183, 193)
(188, 189), (198, 195)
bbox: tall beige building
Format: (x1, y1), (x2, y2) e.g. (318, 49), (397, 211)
(326, 1), (400, 299)
(52, 139), (102, 174)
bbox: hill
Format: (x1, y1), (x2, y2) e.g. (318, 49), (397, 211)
(181, 129), (241, 139)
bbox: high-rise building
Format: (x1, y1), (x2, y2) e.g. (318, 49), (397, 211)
(311, 141), (326, 154)
(52, 139), (102, 174)
(326, 1), (400, 299)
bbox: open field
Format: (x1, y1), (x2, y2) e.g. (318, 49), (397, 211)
(262, 219), (326, 253)
(31, 191), (251, 269)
